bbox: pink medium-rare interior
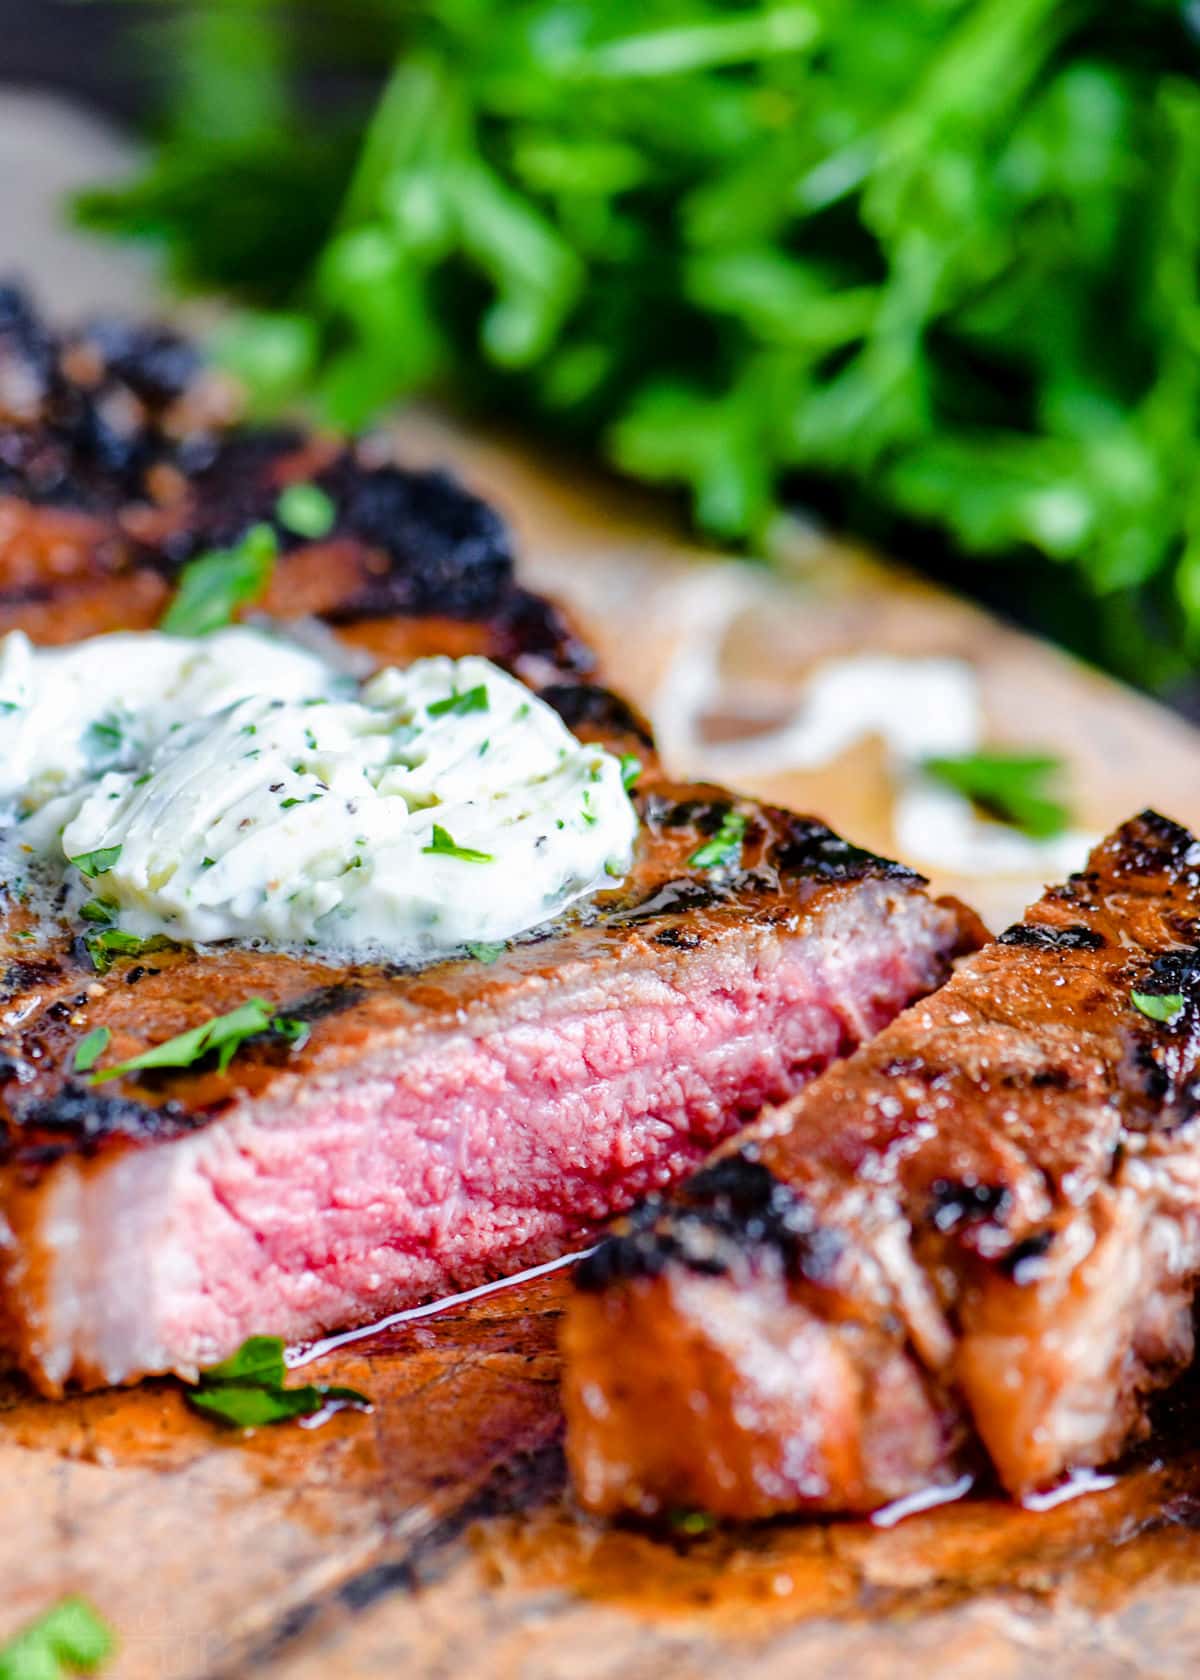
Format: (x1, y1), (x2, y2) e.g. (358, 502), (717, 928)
(35, 886), (956, 1385)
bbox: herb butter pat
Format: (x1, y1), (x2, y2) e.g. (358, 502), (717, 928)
(0, 628), (637, 961)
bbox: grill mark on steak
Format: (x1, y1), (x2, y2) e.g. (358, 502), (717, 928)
(773, 815), (919, 881)
(998, 922), (1106, 951)
(539, 683), (655, 749)
(563, 810), (1200, 1519)
(575, 1157), (833, 1291)
(9, 1086), (198, 1168)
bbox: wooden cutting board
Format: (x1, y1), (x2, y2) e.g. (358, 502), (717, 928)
(0, 416), (1197, 1680)
(5, 94), (1200, 1680)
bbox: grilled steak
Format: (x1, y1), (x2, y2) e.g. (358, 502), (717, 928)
(564, 811), (1200, 1517)
(0, 282), (587, 682)
(0, 290), (976, 1391)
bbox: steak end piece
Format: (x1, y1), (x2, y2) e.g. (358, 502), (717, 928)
(563, 810), (1200, 1518)
(0, 282), (590, 684)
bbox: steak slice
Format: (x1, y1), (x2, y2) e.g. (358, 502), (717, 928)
(564, 810), (1200, 1518)
(0, 784), (970, 1392)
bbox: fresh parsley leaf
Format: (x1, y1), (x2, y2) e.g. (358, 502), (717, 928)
(465, 940), (505, 963)
(0, 1595), (114, 1678)
(79, 898), (116, 924)
(162, 522), (279, 636)
(68, 846), (122, 879)
(668, 1509), (716, 1537)
(201, 1333), (288, 1386)
(921, 752), (1069, 839)
(270, 1015), (312, 1050)
(88, 997), (309, 1084)
(688, 809), (746, 870)
(84, 929), (173, 974)
(422, 824), (494, 863)
(618, 754), (642, 792)
(185, 1333), (371, 1430)
(275, 481), (336, 539)
(426, 684), (489, 719)
(1131, 988), (1186, 1024)
(83, 715), (124, 763)
(78, 2), (1200, 689)
(72, 1026), (110, 1074)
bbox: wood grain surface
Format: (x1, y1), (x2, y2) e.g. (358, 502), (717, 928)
(4, 94), (1200, 1680)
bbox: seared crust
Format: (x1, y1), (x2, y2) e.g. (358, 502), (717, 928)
(0, 283), (588, 681)
(564, 811), (1200, 1516)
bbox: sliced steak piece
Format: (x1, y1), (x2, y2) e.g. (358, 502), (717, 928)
(0, 785), (971, 1392)
(564, 810), (1200, 1518)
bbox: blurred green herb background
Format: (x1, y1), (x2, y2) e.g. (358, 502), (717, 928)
(78, 0), (1200, 693)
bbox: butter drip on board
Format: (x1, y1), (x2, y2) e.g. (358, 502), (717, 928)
(0, 628), (638, 962)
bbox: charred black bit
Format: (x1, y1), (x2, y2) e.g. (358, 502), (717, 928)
(539, 683), (654, 747)
(153, 428), (305, 570)
(3, 1084), (199, 1165)
(576, 1155), (840, 1290)
(610, 877), (726, 924)
(997, 1229), (1054, 1282)
(1045, 872), (1100, 911)
(0, 280), (208, 508)
(79, 316), (203, 408)
(646, 796), (734, 835)
(1124, 1036), (1171, 1108)
(0, 283), (56, 411)
(318, 458), (513, 620)
(494, 588), (594, 678)
(0, 1052), (30, 1085)
(1118, 945), (1200, 1129)
(998, 922), (1106, 951)
(1132, 947), (1200, 1005)
(282, 981), (367, 1024)
(1029, 1066), (1074, 1090)
(653, 926), (701, 950)
(773, 815), (920, 883)
(928, 1179), (1013, 1234)
(2, 957), (64, 996)
(1109, 810), (1200, 883)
